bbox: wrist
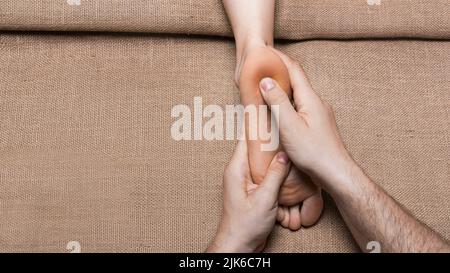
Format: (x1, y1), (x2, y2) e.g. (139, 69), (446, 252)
(320, 152), (369, 203)
(207, 233), (254, 253)
(309, 150), (359, 196)
(207, 228), (254, 253)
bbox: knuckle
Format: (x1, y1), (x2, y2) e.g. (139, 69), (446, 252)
(291, 61), (302, 70)
(326, 103), (335, 115)
(224, 163), (233, 176)
(269, 91), (288, 105)
(268, 163), (287, 177)
(291, 81), (303, 93)
(292, 61), (304, 72)
(322, 100), (332, 111)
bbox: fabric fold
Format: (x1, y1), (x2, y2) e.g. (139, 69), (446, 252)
(1, 0), (449, 40)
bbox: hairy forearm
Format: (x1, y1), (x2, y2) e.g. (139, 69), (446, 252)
(329, 158), (450, 253)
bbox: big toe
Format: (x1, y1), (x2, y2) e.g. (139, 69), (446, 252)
(300, 191), (324, 227)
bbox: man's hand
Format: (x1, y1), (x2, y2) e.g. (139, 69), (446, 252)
(207, 139), (290, 253)
(259, 48), (450, 252)
(259, 48), (353, 194)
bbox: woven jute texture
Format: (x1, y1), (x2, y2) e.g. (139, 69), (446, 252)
(0, 33), (448, 252)
(0, 0), (449, 40)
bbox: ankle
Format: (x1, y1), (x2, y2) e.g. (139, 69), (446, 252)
(234, 36), (271, 86)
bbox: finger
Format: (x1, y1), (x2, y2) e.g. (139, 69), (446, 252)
(300, 191), (324, 227)
(229, 138), (248, 169)
(259, 77), (303, 132)
(223, 139), (249, 199)
(288, 205), (302, 231)
(268, 48), (321, 111)
(255, 151), (291, 204)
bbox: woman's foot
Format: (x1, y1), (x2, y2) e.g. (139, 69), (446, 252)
(276, 168), (324, 231)
(236, 43), (324, 230)
(277, 193), (324, 231)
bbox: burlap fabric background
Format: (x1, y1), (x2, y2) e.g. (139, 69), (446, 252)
(0, 1), (449, 253)
(0, 0), (449, 39)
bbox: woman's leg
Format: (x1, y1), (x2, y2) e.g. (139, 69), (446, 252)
(223, 0), (323, 230)
(223, 0), (275, 85)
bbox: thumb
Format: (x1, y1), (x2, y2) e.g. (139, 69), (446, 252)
(255, 152), (291, 205)
(259, 78), (299, 132)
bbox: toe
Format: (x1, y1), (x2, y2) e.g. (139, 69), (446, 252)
(280, 206), (290, 228)
(288, 205), (302, 231)
(300, 191), (324, 227)
(276, 207), (285, 222)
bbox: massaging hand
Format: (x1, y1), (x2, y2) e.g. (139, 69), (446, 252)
(206, 139), (290, 253)
(259, 49), (351, 193)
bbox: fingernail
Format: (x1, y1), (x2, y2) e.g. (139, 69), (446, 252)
(260, 78), (275, 92)
(277, 152), (289, 164)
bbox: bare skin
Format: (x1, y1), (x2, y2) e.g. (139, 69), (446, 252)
(207, 145), (291, 253)
(213, 0), (450, 254)
(332, 160), (450, 252)
(222, 0), (323, 231)
(258, 49), (450, 253)
(208, 49), (450, 253)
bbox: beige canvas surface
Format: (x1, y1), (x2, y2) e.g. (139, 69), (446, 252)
(0, 0), (449, 40)
(0, 33), (448, 252)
